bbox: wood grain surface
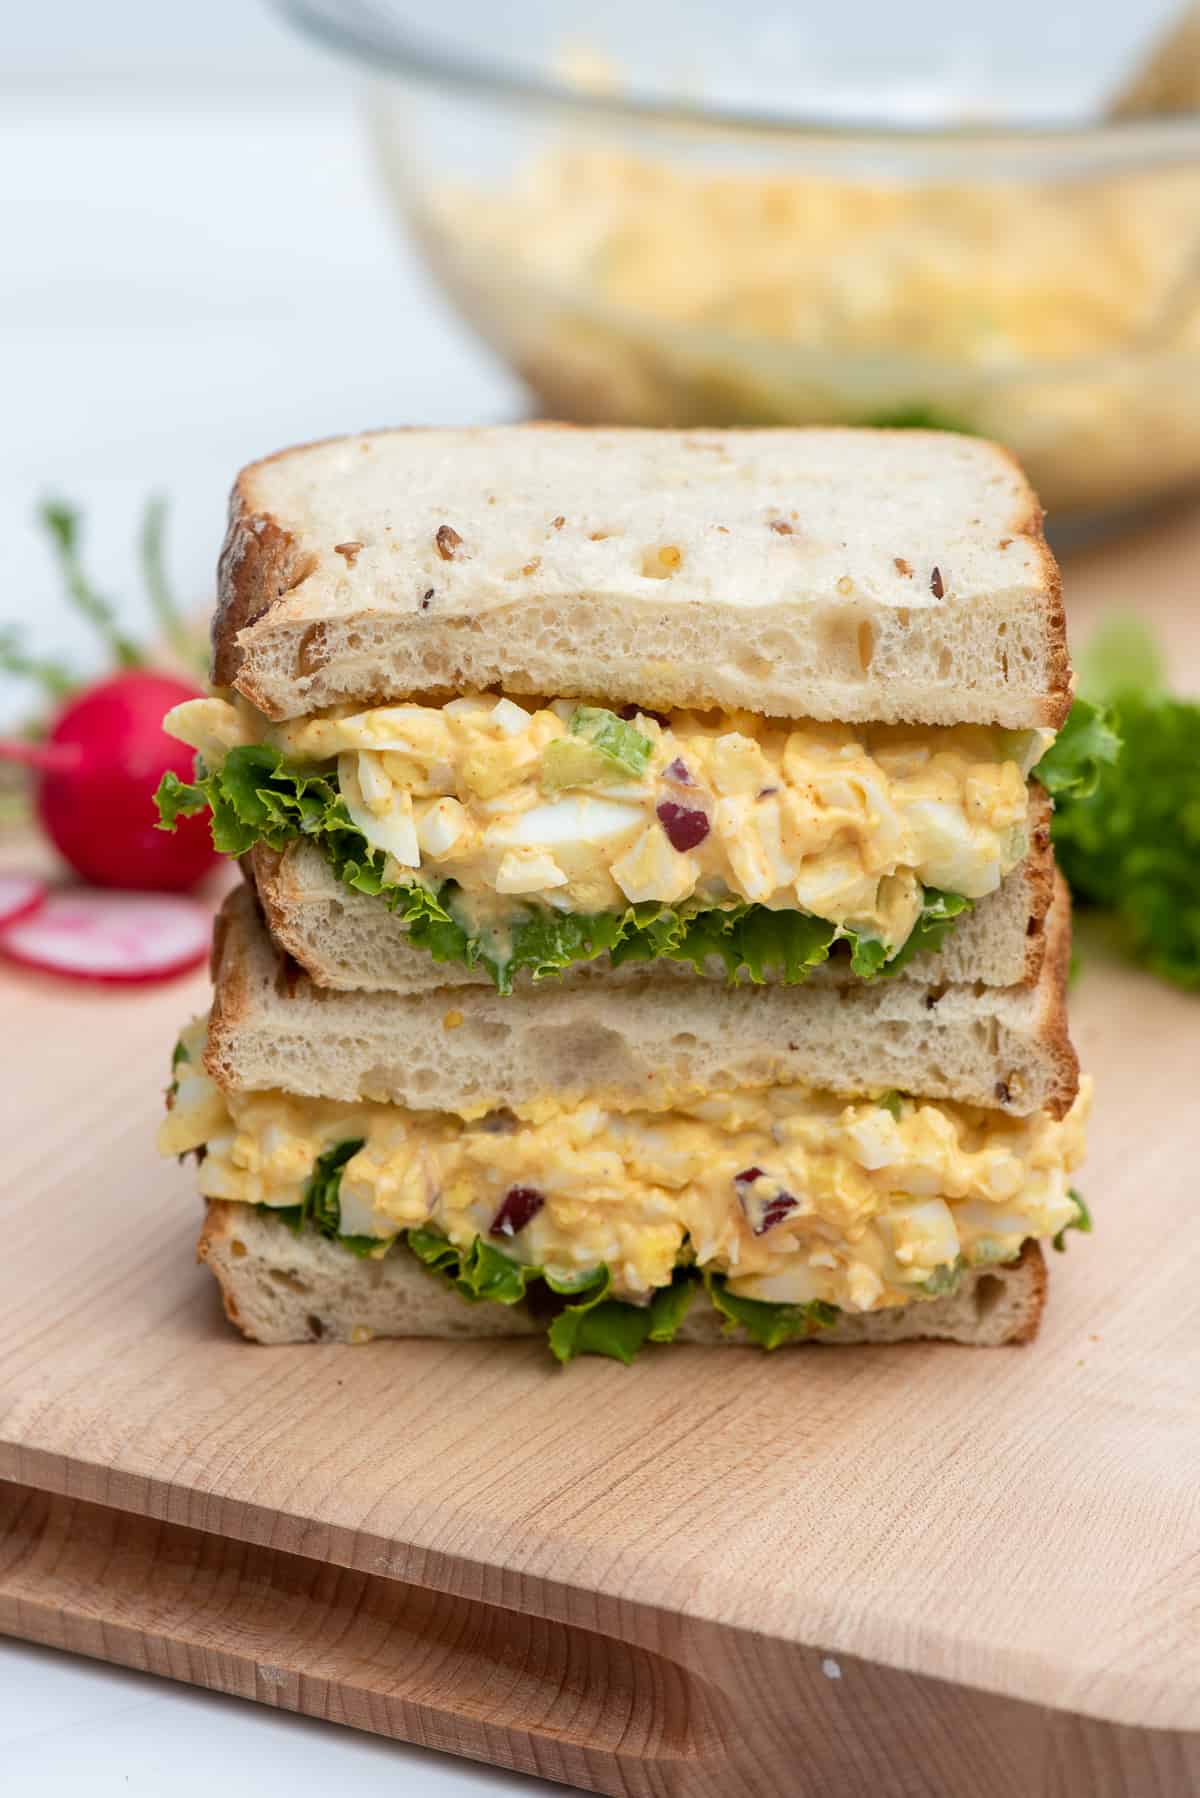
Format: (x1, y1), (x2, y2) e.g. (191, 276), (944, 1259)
(1, 508), (1199, 1793)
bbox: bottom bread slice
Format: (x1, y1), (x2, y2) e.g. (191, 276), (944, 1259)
(199, 1202), (1047, 1351)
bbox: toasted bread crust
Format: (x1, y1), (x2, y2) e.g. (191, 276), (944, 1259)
(985, 441), (1072, 732)
(213, 489), (306, 695)
(1020, 787), (1055, 987)
(1033, 872), (1078, 1122)
(1007, 1238), (1049, 1346)
(206, 890), (253, 1065)
(197, 1199), (244, 1334)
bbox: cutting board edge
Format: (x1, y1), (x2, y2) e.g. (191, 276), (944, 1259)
(3, 1434), (1197, 1740)
(3, 1474), (1198, 1798)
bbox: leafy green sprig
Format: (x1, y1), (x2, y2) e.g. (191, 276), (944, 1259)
(1051, 619), (1199, 991)
(2, 496), (206, 711)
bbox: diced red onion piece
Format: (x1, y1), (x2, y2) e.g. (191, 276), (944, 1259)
(656, 799), (710, 851)
(734, 1167), (798, 1236)
(489, 1185), (545, 1237)
(756, 1194), (798, 1233)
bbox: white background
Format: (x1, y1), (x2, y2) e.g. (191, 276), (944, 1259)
(0, 0), (520, 731)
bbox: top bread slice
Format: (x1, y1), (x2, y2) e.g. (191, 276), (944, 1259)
(213, 426), (1068, 729)
(205, 881), (1078, 1121)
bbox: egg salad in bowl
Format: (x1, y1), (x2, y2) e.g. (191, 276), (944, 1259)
(404, 147), (1200, 520)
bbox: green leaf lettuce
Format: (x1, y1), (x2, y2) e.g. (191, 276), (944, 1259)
(703, 1272), (838, 1348)
(1036, 698), (1121, 800)
(1052, 1189), (1093, 1253)
(409, 1229), (698, 1364)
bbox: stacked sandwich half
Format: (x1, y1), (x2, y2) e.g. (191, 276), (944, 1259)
(159, 427), (1093, 1362)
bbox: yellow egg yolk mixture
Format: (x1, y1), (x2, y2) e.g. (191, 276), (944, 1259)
(163, 1020), (1088, 1314)
(166, 694), (1049, 961)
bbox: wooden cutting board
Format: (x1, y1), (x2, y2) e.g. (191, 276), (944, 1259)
(1, 514), (1199, 1796)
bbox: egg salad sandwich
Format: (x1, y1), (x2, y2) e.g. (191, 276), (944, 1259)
(157, 425), (1093, 1361)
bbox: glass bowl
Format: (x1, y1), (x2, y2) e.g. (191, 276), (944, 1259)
(282, 0), (1200, 527)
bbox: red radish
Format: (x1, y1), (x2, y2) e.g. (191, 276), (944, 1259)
(2, 495), (216, 894)
(0, 873), (46, 930)
(0, 888), (209, 984)
(0, 671), (216, 891)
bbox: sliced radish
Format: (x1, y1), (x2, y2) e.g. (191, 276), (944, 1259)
(0, 889), (210, 984)
(0, 873), (47, 931)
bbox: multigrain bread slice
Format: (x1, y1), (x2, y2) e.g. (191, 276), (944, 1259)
(206, 881), (1078, 1119)
(247, 787), (1054, 994)
(198, 1202), (1047, 1349)
(213, 426), (1069, 729)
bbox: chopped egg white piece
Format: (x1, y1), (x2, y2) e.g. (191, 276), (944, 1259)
(339, 754), (420, 867)
(495, 849), (569, 893)
(162, 697), (255, 764)
(356, 750), (393, 810)
(416, 796), (468, 858)
(610, 825), (696, 904)
(490, 697), (533, 737)
(485, 796), (645, 851)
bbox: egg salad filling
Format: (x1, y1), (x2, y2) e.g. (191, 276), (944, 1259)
(164, 1021), (1090, 1342)
(159, 693), (1053, 990)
